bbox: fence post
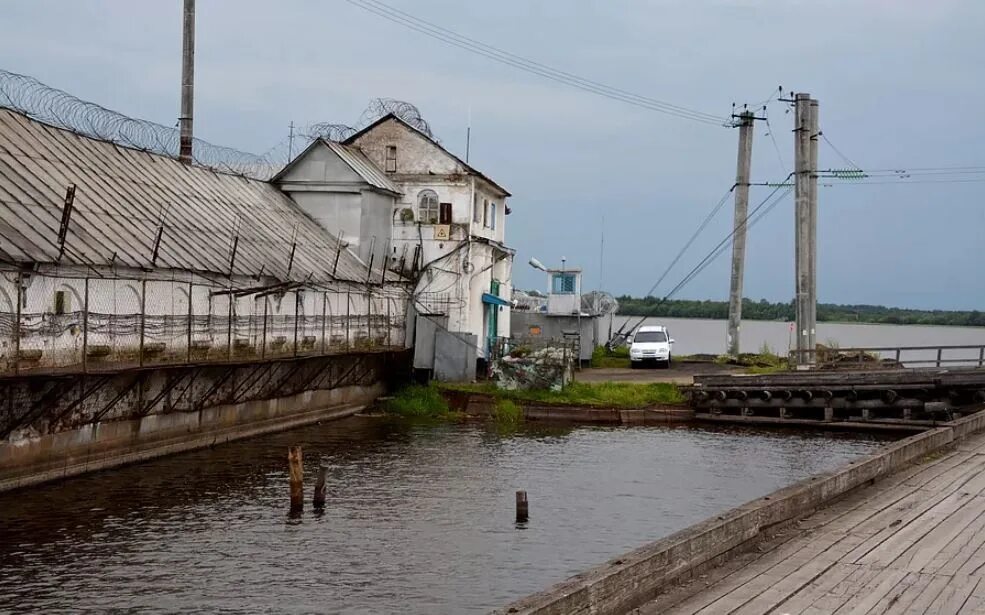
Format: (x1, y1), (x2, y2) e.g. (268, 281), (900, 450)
(186, 281), (193, 363)
(13, 271), (21, 376)
(261, 295), (268, 360)
(139, 279), (147, 367)
(937, 347), (943, 368)
(321, 291), (327, 355)
(82, 276), (89, 373)
(346, 289), (351, 350)
(979, 346), (984, 368)
(895, 348), (901, 365)
(227, 288), (233, 361)
(293, 291), (300, 357)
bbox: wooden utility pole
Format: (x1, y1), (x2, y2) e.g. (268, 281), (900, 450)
(793, 93), (817, 367)
(178, 0), (195, 164)
(727, 110), (755, 357)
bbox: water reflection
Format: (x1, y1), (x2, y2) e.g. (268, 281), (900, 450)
(0, 417), (888, 614)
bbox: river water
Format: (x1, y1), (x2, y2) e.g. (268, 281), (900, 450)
(614, 316), (985, 361)
(0, 417), (887, 614)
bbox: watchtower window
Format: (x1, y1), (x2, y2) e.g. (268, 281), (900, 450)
(551, 273), (576, 295)
(418, 190), (440, 224)
(385, 145), (397, 173)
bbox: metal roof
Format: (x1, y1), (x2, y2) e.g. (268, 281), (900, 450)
(323, 140), (402, 195)
(343, 114), (512, 198)
(0, 109), (378, 283)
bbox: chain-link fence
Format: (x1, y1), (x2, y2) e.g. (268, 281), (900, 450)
(0, 271), (407, 376)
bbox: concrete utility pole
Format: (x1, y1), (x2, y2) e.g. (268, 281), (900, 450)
(178, 0), (196, 164)
(793, 93), (817, 367)
(726, 110), (755, 357)
(807, 99), (820, 356)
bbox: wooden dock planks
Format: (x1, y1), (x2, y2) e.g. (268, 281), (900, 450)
(639, 431), (985, 615)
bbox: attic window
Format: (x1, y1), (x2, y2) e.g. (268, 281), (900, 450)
(385, 145), (397, 173)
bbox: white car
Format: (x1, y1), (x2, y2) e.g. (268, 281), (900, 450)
(628, 325), (675, 368)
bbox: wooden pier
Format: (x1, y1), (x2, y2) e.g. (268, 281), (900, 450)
(639, 429), (985, 614)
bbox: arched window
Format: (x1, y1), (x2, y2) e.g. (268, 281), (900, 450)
(418, 189), (439, 224)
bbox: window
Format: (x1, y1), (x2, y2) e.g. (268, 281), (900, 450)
(385, 145), (397, 173)
(418, 190), (439, 224)
(490, 202), (497, 230)
(54, 290), (70, 315)
(439, 202), (452, 224)
(551, 273), (576, 295)
(634, 331), (667, 343)
(483, 199), (490, 227)
(473, 193), (482, 223)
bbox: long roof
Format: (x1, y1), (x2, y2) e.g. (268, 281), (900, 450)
(0, 109), (377, 283)
(271, 139), (402, 195)
(343, 113), (512, 197)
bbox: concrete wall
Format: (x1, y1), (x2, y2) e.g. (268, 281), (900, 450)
(0, 353), (399, 492)
(496, 422), (976, 615)
(511, 312), (598, 362)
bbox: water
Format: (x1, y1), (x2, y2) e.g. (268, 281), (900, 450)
(0, 417), (887, 614)
(615, 316), (985, 360)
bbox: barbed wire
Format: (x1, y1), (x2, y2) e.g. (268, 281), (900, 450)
(0, 68), (436, 180)
(0, 68), (276, 179)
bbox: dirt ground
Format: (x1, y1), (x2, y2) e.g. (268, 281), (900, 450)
(576, 361), (741, 385)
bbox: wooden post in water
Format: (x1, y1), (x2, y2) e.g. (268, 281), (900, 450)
(288, 446), (303, 513)
(516, 490), (529, 523)
(313, 459), (328, 509)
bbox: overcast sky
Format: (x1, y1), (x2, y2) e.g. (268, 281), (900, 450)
(2, 1), (983, 310)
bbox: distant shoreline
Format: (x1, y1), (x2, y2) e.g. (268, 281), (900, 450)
(614, 298), (985, 329)
(614, 314), (985, 329)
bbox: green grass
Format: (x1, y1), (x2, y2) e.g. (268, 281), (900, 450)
(591, 346), (630, 368)
(491, 398), (524, 427)
(715, 343), (789, 374)
(384, 384), (461, 419)
(439, 381), (685, 409)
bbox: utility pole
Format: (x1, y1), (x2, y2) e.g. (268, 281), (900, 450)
(726, 110), (755, 357)
(178, 0), (196, 164)
(807, 98), (820, 357)
(792, 93), (816, 367)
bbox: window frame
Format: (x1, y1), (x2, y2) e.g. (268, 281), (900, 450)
(385, 145), (397, 173)
(417, 189), (440, 225)
(551, 273), (577, 295)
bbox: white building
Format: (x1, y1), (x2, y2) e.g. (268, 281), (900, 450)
(342, 114), (515, 379)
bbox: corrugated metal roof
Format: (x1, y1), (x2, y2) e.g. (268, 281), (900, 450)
(322, 140), (402, 195)
(0, 109), (379, 283)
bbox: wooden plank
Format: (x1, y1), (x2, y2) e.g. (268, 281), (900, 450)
(855, 471), (985, 569)
(770, 562), (859, 613)
(925, 574), (982, 615)
(922, 504), (985, 575)
(830, 568), (909, 614)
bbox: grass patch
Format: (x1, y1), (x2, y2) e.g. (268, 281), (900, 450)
(439, 381), (685, 409)
(384, 384), (460, 419)
(716, 343), (789, 374)
(492, 398), (524, 427)
(591, 345), (630, 368)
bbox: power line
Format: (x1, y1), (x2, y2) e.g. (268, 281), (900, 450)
(342, 0), (729, 126)
(613, 179), (793, 341)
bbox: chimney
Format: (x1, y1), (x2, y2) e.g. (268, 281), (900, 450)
(178, 0), (195, 164)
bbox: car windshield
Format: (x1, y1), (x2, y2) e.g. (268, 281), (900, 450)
(633, 331), (667, 343)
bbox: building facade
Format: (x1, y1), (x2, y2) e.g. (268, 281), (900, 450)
(343, 114), (515, 377)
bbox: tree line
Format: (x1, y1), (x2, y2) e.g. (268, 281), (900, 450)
(615, 297), (985, 327)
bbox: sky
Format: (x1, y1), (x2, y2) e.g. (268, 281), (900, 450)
(1, 0), (983, 310)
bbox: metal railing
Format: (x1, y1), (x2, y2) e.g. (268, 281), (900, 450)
(791, 345), (985, 369)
